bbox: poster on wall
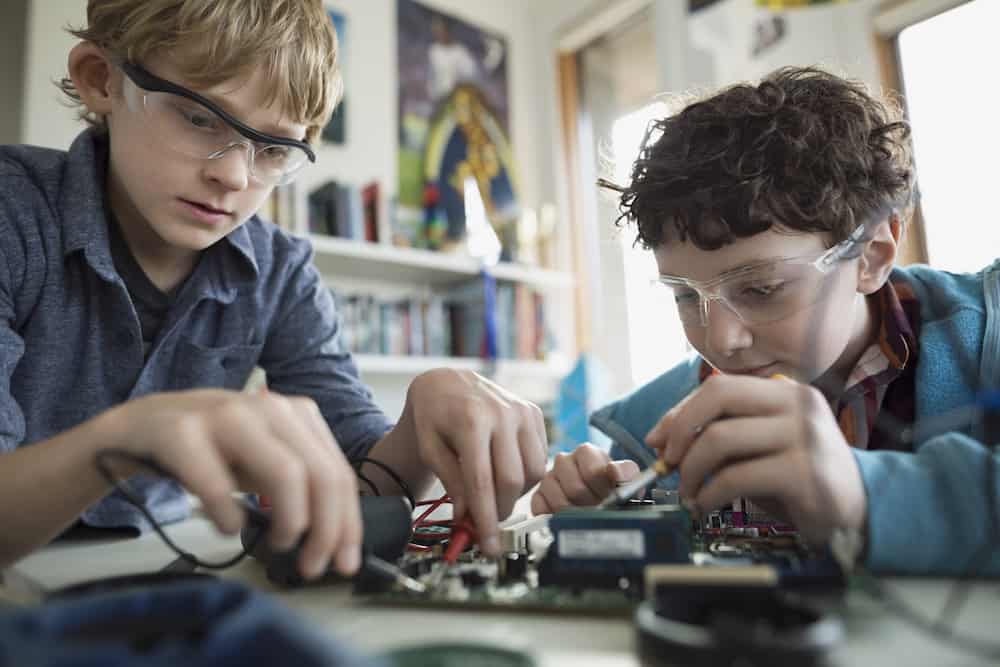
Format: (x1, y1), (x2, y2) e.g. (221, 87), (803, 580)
(321, 8), (347, 144)
(396, 0), (519, 255)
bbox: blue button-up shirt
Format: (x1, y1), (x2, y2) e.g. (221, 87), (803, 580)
(0, 129), (392, 530)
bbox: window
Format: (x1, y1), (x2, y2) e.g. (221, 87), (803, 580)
(897, 0), (999, 273)
(611, 103), (691, 388)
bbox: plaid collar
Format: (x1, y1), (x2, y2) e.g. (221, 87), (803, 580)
(843, 277), (918, 394)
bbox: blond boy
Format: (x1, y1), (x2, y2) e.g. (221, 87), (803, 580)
(0, 0), (546, 579)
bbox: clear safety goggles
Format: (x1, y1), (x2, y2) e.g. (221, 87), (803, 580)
(119, 61), (315, 186)
(654, 224), (868, 327)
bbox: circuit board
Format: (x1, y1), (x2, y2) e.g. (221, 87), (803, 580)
(356, 501), (843, 616)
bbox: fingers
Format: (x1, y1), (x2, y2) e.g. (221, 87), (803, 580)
(282, 397), (361, 578)
(691, 453), (794, 520)
(530, 448), (635, 514)
(520, 403), (549, 492)
(649, 375), (792, 467)
(219, 393), (358, 580)
(415, 425), (466, 517)
(676, 415), (794, 500)
(454, 422), (500, 556)
(213, 408), (311, 552)
(491, 423), (525, 524)
(607, 459), (640, 483)
(550, 446), (615, 507)
(161, 418), (243, 534)
(532, 471), (572, 514)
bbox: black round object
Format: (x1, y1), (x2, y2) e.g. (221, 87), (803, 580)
(242, 494), (413, 587)
(382, 642), (536, 667)
(635, 592), (843, 667)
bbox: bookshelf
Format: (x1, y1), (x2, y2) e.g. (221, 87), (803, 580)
(265, 186), (576, 416)
(353, 354), (572, 378)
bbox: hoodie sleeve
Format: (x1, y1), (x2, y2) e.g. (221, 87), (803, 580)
(854, 432), (1000, 575)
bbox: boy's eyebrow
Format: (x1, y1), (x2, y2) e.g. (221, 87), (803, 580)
(663, 256), (786, 281)
(719, 257), (785, 275)
(196, 89), (304, 141)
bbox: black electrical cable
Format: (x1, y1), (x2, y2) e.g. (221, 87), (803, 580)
(356, 471), (381, 497)
(93, 449), (405, 572)
(352, 457), (415, 510)
(93, 449), (260, 570)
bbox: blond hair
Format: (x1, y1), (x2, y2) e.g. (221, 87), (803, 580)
(59, 0), (342, 143)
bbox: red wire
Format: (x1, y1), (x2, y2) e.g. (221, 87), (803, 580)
(409, 493), (453, 551)
(413, 494), (451, 528)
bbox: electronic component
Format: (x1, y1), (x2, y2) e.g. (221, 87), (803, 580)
(597, 459), (673, 508)
(240, 488), (842, 618)
(537, 507), (691, 591)
(362, 554), (427, 594)
(498, 513), (550, 553)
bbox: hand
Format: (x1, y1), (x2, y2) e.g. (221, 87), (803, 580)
(531, 443), (640, 515)
(106, 389), (361, 579)
(645, 374), (867, 543)
(403, 369), (547, 556)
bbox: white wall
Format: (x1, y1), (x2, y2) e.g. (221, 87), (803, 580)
(22, 0), (87, 150)
(0, 0), (29, 145)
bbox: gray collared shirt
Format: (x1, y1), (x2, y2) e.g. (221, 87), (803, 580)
(0, 129), (392, 530)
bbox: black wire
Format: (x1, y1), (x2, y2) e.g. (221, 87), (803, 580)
(356, 471), (381, 496)
(93, 449), (260, 570)
(94, 449), (406, 573)
(352, 457), (416, 509)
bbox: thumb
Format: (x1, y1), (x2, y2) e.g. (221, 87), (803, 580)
(606, 460), (640, 484)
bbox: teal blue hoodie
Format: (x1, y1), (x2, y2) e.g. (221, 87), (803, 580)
(590, 262), (1000, 575)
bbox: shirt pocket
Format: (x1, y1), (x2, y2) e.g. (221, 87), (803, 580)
(171, 339), (265, 391)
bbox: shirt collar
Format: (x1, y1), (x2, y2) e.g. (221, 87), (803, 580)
(843, 276), (918, 393)
(60, 128), (259, 285)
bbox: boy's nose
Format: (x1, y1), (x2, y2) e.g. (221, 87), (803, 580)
(202, 144), (251, 191)
(703, 299), (753, 359)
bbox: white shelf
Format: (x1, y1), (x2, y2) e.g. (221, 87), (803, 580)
(307, 235), (574, 289)
(353, 354), (571, 378)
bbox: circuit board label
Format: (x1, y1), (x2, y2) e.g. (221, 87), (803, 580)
(557, 530), (645, 558)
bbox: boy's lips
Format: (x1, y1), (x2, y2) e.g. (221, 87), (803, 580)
(180, 199), (232, 215)
(177, 198), (234, 225)
(723, 362), (778, 377)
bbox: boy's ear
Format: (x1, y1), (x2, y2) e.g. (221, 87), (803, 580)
(68, 42), (117, 116)
(856, 212), (902, 295)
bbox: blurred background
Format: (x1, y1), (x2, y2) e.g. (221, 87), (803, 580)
(2, 0), (993, 440)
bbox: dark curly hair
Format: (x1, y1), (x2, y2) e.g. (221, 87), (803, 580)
(616, 66), (914, 250)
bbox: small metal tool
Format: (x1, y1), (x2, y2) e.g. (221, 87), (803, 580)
(597, 459), (673, 509)
(363, 553), (427, 594)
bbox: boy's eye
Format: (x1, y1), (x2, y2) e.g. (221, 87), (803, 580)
(672, 288), (699, 305)
(257, 145), (292, 165)
(186, 111), (219, 130)
(739, 282), (785, 299)
(172, 102), (221, 131)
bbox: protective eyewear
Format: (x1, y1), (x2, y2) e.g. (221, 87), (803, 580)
(655, 224), (868, 327)
(119, 61), (315, 186)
